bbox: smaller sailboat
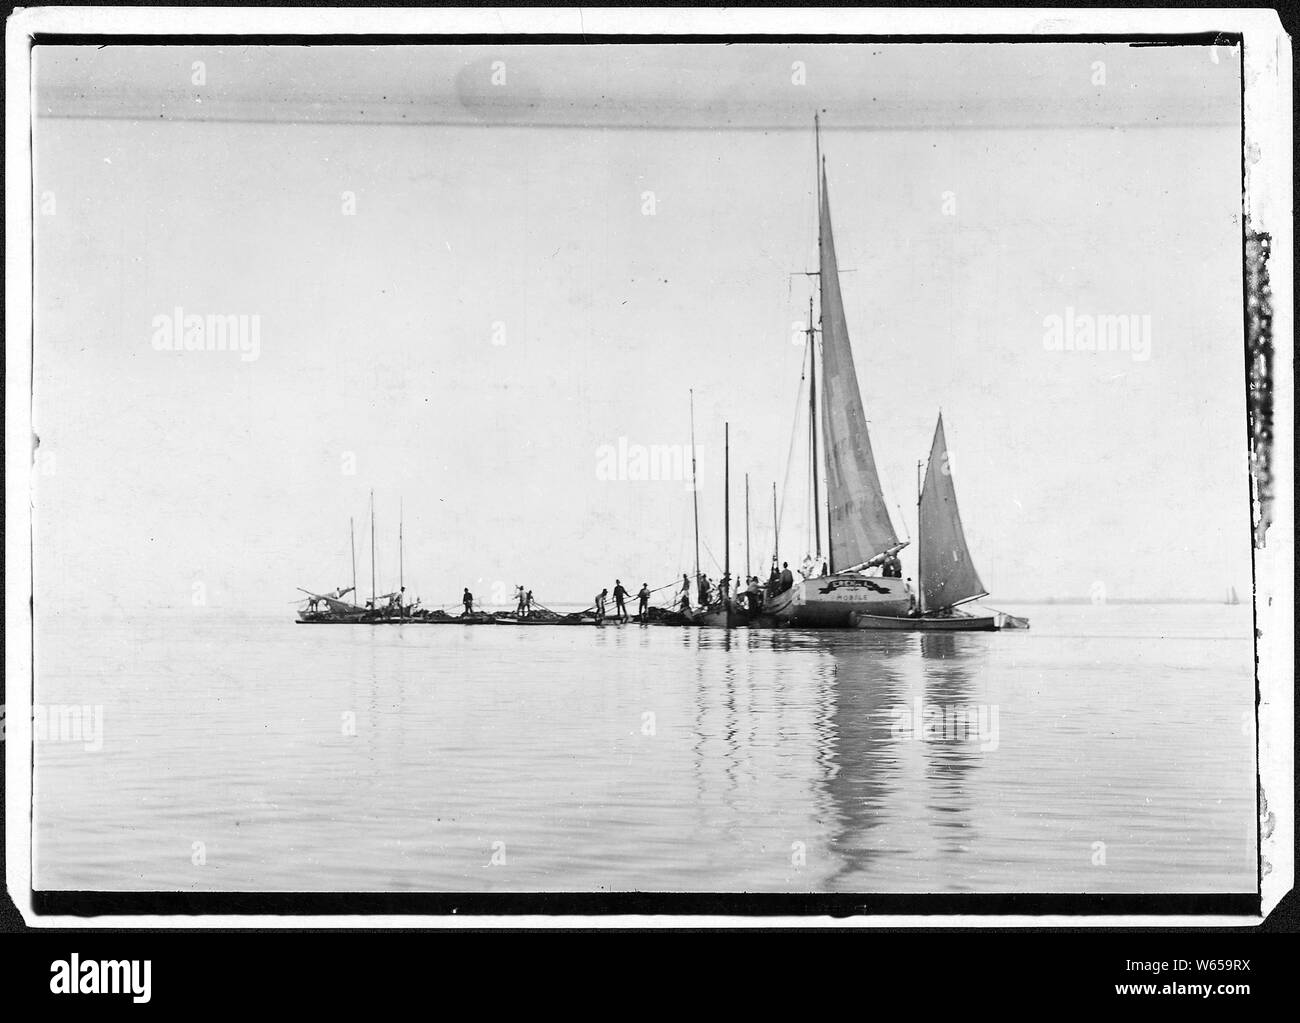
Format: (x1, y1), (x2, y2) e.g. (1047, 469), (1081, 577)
(1225, 585), (1241, 605)
(852, 414), (999, 631)
(297, 491), (416, 623)
(296, 514), (368, 623)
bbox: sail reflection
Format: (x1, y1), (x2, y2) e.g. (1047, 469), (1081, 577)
(819, 633), (911, 888)
(682, 628), (993, 891)
(918, 633), (983, 861)
(812, 631), (991, 890)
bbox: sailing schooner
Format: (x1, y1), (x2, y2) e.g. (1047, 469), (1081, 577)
(760, 117), (912, 627)
(761, 116), (1011, 631)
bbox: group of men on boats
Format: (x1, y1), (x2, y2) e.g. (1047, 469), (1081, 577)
(670, 560), (798, 615)
(592, 580), (652, 623)
(461, 585), (537, 617)
(307, 550), (919, 623)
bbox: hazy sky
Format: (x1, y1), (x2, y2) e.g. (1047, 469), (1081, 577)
(32, 43), (1249, 611)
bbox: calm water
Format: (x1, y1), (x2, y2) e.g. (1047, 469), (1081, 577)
(32, 604), (1257, 893)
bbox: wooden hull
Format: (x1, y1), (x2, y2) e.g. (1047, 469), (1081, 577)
(297, 611), (379, 624)
(850, 612), (999, 632)
(690, 601), (752, 628)
(757, 574), (911, 627)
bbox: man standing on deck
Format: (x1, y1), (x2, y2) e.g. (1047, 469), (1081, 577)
(779, 562), (794, 594)
(462, 588), (473, 616)
(680, 573), (692, 611)
(612, 580), (630, 623)
(594, 588), (608, 624)
(637, 582), (651, 622)
(515, 584), (526, 618)
(524, 590), (533, 617)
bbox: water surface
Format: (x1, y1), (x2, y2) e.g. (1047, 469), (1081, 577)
(32, 603), (1257, 893)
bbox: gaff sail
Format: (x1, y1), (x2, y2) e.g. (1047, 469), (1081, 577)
(299, 589), (364, 614)
(919, 414), (987, 611)
(818, 170), (900, 568)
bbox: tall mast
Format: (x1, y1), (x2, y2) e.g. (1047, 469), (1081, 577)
(723, 422), (730, 593)
(807, 295), (821, 562)
(814, 112), (833, 575)
(399, 497), (404, 592)
(350, 517), (357, 604)
(369, 489), (376, 606)
(744, 473), (751, 580)
(689, 390), (701, 591)
(916, 460), (924, 615)
(815, 111), (822, 255)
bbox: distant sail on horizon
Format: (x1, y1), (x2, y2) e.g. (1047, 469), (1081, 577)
(919, 414), (987, 612)
(817, 169), (899, 569)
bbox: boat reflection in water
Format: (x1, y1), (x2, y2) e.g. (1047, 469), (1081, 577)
(817, 632), (912, 889)
(677, 627), (997, 892)
(818, 631), (991, 892)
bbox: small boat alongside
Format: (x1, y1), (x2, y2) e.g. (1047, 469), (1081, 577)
(851, 610), (999, 632)
(850, 415), (1023, 632)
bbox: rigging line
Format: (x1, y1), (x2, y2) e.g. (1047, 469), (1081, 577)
(896, 502), (911, 543)
(776, 333), (810, 543)
(568, 578), (680, 616)
(699, 539), (724, 576)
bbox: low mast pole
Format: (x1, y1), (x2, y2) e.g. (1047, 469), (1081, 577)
(772, 482), (780, 568)
(724, 422), (731, 601)
(689, 390), (702, 598)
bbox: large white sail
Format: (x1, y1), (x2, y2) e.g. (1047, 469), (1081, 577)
(919, 414), (987, 611)
(818, 170), (900, 570)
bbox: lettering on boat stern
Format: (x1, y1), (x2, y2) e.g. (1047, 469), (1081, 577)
(815, 578), (892, 595)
